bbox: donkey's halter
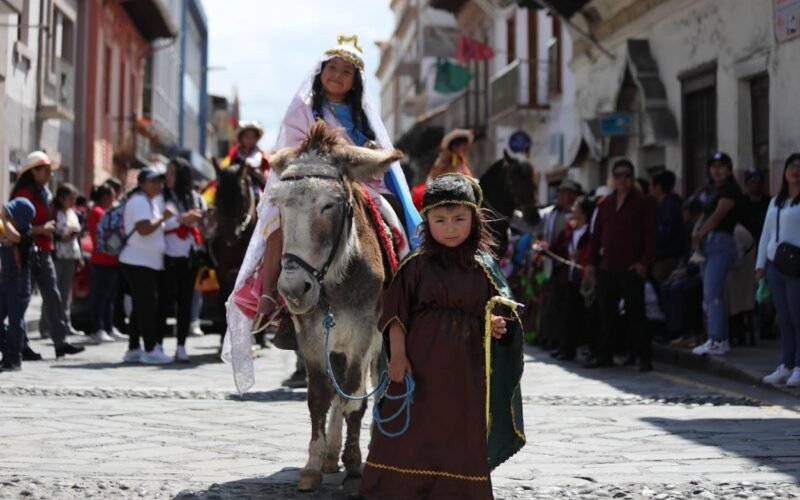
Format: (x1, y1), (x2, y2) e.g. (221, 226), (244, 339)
(280, 173), (354, 285)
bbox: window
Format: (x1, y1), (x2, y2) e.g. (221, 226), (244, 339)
(17, 1), (30, 44)
(547, 16), (561, 96)
(507, 16), (516, 64)
(750, 74), (769, 172)
(104, 46), (112, 115)
(527, 10), (538, 106)
(51, 8), (75, 74)
(681, 65), (717, 197)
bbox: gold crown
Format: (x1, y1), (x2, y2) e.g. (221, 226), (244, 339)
(324, 34), (365, 70)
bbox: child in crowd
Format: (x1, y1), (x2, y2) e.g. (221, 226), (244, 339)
(360, 174), (525, 500)
(0, 198), (36, 371)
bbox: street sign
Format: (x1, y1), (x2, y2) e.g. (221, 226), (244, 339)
(775, 0), (800, 42)
(598, 112), (633, 137)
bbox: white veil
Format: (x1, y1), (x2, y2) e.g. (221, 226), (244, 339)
(222, 46), (417, 394)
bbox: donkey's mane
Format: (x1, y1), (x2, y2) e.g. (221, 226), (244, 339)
(299, 121), (343, 157)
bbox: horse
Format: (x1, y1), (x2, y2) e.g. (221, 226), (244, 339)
(479, 150), (540, 257)
(207, 161), (256, 337)
(268, 122), (400, 492)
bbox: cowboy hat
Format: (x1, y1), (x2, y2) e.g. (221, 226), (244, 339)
(18, 150), (59, 176)
(237, 121), (264, 141)
(440, 129), (474, 151)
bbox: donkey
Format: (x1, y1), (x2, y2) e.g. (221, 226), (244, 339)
(268, 122), (401, 491)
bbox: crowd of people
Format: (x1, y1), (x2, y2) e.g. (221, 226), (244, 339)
(519, 152), (800, 388)
(0, 151), (211, 371)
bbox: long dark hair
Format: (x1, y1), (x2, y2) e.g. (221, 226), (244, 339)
(311, 59), (376, 142)
(90, 183), (114, 205)
(165, 157), (196, 210)
(53, 183), (78, 211)
(421, 205), (497, 268)
(10, 170), (44, 204)
(776, 153), (800, 208)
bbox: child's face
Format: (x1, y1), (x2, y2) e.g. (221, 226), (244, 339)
(321, 58), (356, 101)
(63, 193), (76, 209)
(427, 205), (473, 248)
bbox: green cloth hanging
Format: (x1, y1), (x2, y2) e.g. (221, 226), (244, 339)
(434, 58), (472, 93)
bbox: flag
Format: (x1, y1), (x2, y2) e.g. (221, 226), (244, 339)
(229, 89), (240, 144)
(456, 35), (495, 63)
(434, 58), (472, 93)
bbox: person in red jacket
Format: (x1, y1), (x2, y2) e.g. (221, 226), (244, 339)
(10, 151), (84, 359)
(551, 196), (595, 361)
(221, 121), (270, 188)
(586, 158), (657, 371)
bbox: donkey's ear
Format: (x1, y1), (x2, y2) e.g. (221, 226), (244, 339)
(339, 145), (404, 183)
(268, 147), (297, 176)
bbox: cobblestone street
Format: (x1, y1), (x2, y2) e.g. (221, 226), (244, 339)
(1, 333), (799, 499)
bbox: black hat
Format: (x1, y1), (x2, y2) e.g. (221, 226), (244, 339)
(557, 179), (583, 194)
(421, 173), (483, 215)
(707, 151), (733, 168)
(744, 166), (765, 183)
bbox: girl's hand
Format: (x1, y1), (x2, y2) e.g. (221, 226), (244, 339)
(179, 210), (203, 225)
(41, 220), (56, 236)
(388, 353), (412, 383)
(755, 268), (766, 281)
(490, 315), (507, 339)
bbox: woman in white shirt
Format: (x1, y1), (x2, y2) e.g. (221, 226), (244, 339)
(159, 157), (204, 362)
(758, 153), (800, 387)
(119, 166), (174, 364)
(51, 183), (83, 337)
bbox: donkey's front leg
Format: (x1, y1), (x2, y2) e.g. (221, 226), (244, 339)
(298, 367), (332, 492)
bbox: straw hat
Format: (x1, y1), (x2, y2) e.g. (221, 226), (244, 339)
(440, 129), (474, 151)
(237, 121), (264, 141)
(18, 150), (59, 176)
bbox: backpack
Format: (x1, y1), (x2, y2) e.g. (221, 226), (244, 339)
(96, 199), (133, 256)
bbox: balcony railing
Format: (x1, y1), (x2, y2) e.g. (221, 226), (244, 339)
(490, 59), (549, 120)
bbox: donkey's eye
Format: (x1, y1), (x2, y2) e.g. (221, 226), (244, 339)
(321, 203), (335, 213)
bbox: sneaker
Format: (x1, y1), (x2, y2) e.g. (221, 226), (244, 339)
(174, 346), (191, 363)
(107, 328), (127, 341)
(763, 364), (792, 385)
(691, 339), (730, 356)
(787, 367), (800, 387)
(91, 330), (115, 344)
(281, 368), (308, 388)
(189, 321), (204, 337)
(123, 349), (144, 363)
(141, 349), (173, 365)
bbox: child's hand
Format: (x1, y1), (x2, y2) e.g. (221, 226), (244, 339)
(388, 353), (412, 383)
(490, 315), (507, 339)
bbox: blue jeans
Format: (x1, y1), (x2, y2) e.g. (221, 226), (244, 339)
(767, 263), (800, 369)
(0, 251), (32, 367)
(702, 232), (737, 342)
(89, 264), (118, 333)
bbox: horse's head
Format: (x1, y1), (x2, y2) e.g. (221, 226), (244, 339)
(213, 160), (254, 246)
(269, 122), (402, 314)
(481, 151), (539, 224)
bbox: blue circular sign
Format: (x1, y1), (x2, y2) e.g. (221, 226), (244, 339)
(508, 130), (532, 153)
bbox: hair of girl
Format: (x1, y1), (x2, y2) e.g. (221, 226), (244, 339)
(10, 170), (45, 204)
(447, 137), (470, 152)
(776, 152), (800, 208)
(575, 196), (595, 221)
(166, 157), (197, 210)
(91, 183), (113, 204)
(311, 59), (376, 142)
(52, 182), (78, 211)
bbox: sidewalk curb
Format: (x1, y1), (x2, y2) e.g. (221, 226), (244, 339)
(652, 343), (800, 398)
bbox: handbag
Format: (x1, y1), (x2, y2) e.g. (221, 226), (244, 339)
(773, 203), (800, 277)
(231, 267), (264, 319)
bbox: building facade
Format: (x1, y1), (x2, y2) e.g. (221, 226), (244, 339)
(179, 0), (208, 159)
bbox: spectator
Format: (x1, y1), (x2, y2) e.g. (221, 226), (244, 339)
(551, 196), (594, 361)
(758, 153), (800, 387)
(651, 171), (685, 284)
(587, 158), (656, 371)
(692, 152), (743, 356)
(0, 198), (36, 371)
(105, 177), (123, 201)
(10, 151), (84, 359)
(726, 223), (757, 345)
(158, 157), (205, 362)
(119, 166), (173, 364)
(87, 183), (124, 343)
(741, 167), (770, 241)
(51, 183), (84, 337)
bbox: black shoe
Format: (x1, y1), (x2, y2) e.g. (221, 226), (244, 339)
(622, 355), (637, 367)
(55, 343), (85, 358)
(583, 358), (614, 369)
(282, 369), (308, 388)
(1, 364), (21, 372)
(555, 352), (576, 361)
(549, 349), (561, 358)
(22, 346), (43, 361)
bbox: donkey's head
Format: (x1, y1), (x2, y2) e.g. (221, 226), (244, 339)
(269, 122), (402, 314)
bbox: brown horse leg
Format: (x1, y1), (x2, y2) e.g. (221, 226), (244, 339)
(298, 367), (332, 492)
(340, 359), (368, 478)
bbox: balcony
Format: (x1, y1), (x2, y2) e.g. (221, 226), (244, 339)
(489, 59), (547, 121)
(113, 126), (152, 169)
(37, 59), (75, 121)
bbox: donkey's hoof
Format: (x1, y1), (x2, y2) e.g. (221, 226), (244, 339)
(342, 472), (362, 498)
(322, 456), (340, 473)
(297, 469), (323, 491)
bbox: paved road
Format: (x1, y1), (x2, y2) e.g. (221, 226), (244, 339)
(1, 333), (799, 499)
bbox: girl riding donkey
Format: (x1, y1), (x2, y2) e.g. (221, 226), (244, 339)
(361, 174), (526, 499)
(223, 35), (421, 391)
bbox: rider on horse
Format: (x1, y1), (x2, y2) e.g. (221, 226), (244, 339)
(203, 121), (270, 206)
